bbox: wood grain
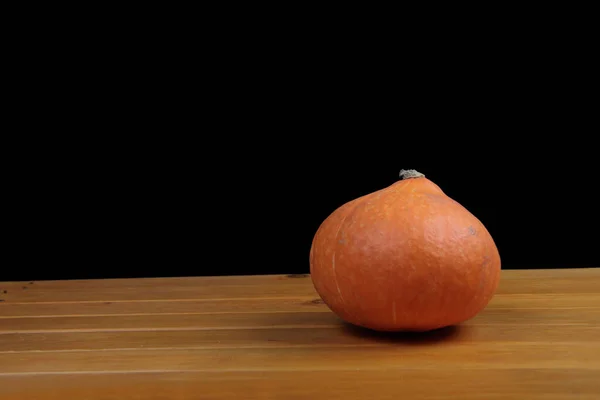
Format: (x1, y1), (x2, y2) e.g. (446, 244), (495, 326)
(1, 370), (599, 400)
(0, 268), (599, 399)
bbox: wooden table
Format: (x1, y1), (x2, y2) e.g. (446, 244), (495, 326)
(0, 268), (599, 399)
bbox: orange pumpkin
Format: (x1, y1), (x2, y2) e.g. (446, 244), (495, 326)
(309, 169), (501, 332)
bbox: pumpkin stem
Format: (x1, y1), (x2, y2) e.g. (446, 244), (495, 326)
(399, 169), (425, 179)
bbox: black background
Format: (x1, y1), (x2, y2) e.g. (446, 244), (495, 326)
(6, 137), (598, 282)
(4, 23), (598, 281)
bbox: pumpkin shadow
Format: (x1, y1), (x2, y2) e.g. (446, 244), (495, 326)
(341, 322), (462, 345)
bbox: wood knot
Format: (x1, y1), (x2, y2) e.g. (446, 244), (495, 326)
(286, 274), (309, 279)
(307, 298), (324, 305)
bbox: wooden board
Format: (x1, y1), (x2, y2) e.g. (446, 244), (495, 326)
(0, 268), (599, 399)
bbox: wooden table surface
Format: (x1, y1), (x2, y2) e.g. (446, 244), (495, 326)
(0, 268), (599, 399)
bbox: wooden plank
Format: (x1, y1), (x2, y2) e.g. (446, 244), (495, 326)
(0, 296), (320, 317)
(1, 292), (598, 318)
(0, 343), (599, 374)
(1, 307), (599, 334)
(0, 311), (342, 333)
(1, 269), (598, 304)
(494, 276), (600, 294)
(0, 274), (311, 290)
(2, 323), (600, 353)
(1, 369), (599, 400)
(496, 268), (599, 279)
(488, 293), (600, 309)
(0, 278), (317, 303)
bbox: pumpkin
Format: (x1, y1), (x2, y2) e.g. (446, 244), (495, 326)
(309, 169), (501, 332)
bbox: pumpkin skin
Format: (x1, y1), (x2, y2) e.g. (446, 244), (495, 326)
(309, 170), (501, 332)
